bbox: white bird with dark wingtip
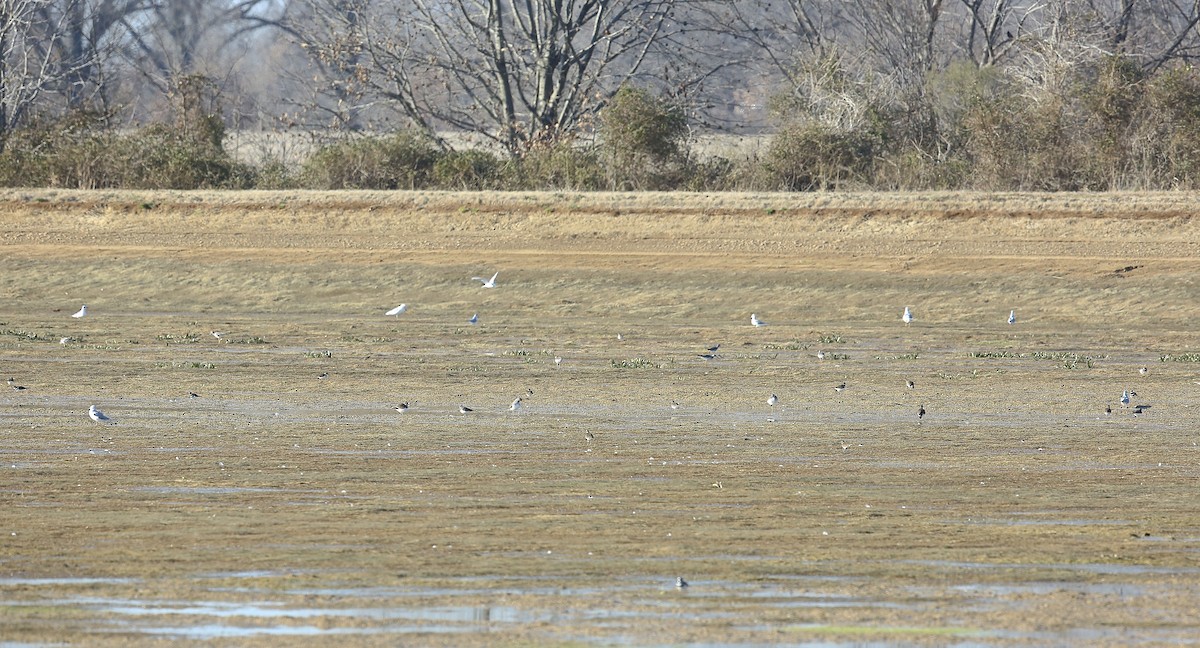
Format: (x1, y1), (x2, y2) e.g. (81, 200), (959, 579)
(902, 306), (913, 325)
(510, 397), (522, 411)
(468, 313), (478, 325)
(88, 405), (112, 423)
(1008, 310), (1016, 325)
(1120, 389), (1130, 406)
(395, 403), (410, 413)
(459, 405), (473, 414)
(750, 313), (766, 327)
(386, 304), (408, 316)
(472, 271), (499, 288)
(71, 304), (88, 319)
(767, 393), (778, 406)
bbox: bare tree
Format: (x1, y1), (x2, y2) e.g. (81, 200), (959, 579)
(0, 0), (101, 151)
(291, 0), (683, 155)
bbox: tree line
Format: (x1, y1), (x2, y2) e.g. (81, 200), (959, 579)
(4, 0), (1200, 191)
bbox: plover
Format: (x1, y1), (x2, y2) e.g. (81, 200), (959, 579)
(1139, 366), (1148, 375)
(59, 337), (71, 345)
(317, 372), (329, 380)
(767, 393), (778, 406)
(918, 405), (925, 420)
(670, 400), (680, 410)
(8, 378), (26, 391)
(471, 271), (499, 288)
(816, 350), (825, 360)
(706, 344), (721, 353)
(510, 397), (522, 411)
(554, 356), (562, 366)
(834, 382), (847, 392)
(906, 380), (915, 390)
(386, 304), (408, 316)
(585, 431), (595, 442)
(1008, 310), (1016, 325)
(675, 577), (688, 588)
(750, 313), (766, 327)
(88, 405), (112, 423)
(902, 306), (913, 325)
(395, 403), (410, 413)
(71, 304), (88, 318)
(459, 405), (473, 414)
(211, 331), (224, 340)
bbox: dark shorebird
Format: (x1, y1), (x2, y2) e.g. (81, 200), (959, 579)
(459, 405), (473, 414)
(1105, 405), (1112, 416)
(906, 380), (915, 390)
(918, 405), (926, 420)
(706, 344), (720, 353)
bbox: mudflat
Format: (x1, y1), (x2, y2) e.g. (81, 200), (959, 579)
(2, 189), (1199, 645)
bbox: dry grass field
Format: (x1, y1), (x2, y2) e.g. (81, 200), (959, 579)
(2, 189), (1200, 646)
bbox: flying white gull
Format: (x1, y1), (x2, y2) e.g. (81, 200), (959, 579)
(750, 313), (766, 327)
(71, 304), (88, 319)
(386, 304), (408, 316)
(88, 405), (112, 423)
(472, 272), (499, 288)
(902, 306), (913, 325)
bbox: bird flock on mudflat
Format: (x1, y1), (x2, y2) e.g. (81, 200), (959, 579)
(3, 276), (1154, 429)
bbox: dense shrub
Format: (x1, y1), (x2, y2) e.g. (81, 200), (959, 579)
(508, 141), (605, 190)
(433, 149), (504, 189)
(300, 131), (440, 189)
(599, 86), (689, 190)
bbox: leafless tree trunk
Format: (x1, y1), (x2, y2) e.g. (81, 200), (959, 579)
(292, 0), (680, 156)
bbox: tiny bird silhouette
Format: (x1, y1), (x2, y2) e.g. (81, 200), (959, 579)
(71, 304), (88, 318)
(675, 577), (688, 588)
(1139, 366), (1147, 375)
(472, 271), (499, 288)
(906, 380), (915, 389)
(706, 344), (720, 352)
(834, 382), (846, 392)
(767, 393), (778, 406)
(902, 306), (913, 325)
(459, 405), (473, 414)
(510, 397), (522, 411)
(8, 378), (26, 391)
(395, 403), (410, 413)
(1105, 404), (1112, 416)
(918, 405), (926, 420)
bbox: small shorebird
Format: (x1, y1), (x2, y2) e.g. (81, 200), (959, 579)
(468, 313), (478, 325)
(60, 337), (71, 345)
(585, 431), (594, 442)
(211, 331), (224, 340)
(670, 400), (680, 410)
(918, 405), (926, 420)
(395, 403), (410, 413)
(906, 380), (915, 390)
(706, 344), (720, 353)
(472, 271), (499, 288)
(554, 356), (562, 366)
(8, 378), (26, 391)
(675, 577), (688, 588)
(1120, 389), (1130, 406)
(902, 306), (913, 325)
(1105, 405), (1112, 416)
(317, 372), (329, 380)
(767, 393), (778, 406)
(88, 405), (112, 423)
(459, 405), (473, 414)
(71, 304), (88, 319)
(816, 350), (825, 360)
(1008, 310), (1016, 325)
(1139, 366), (1148, 375)
(510, 397), (522, 411)
(834, 382), (847, 392)
(750, 313), (766, 327)
(386, 304), (408, 316)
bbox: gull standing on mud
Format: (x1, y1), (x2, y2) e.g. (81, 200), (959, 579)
(386, 304), (408, 316)
(767, 394), (778, 406)
(510, 397), (523, 412)
(395, 403), (410, 413)
(88, 405), (112, 423)
(468, 313), (479, 325)
(459, 405), (473, 414)
(1120, 390), (1131, 406)
(472, 272), (499, 288)
(71, 304), (88, 318)
(902, 306), (913, 325)
(750, 313), (766, 327)
(1008, 310), (1017, 325)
